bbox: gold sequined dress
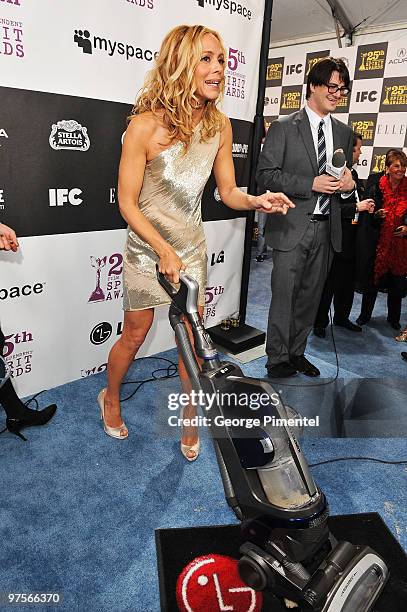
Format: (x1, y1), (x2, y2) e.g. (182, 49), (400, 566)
(123, 125), (220, 310)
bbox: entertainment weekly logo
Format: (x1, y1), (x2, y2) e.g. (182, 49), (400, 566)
(232, 142), (248, 159)
(3, 329), (34, 380)
(0, 15), (24, 58)
(74, 28), (156, 62)
(194, 0), (252, 21)
(88, 253), (123, 304)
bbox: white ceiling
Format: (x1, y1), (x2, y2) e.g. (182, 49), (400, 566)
(270, 0), (407, 45)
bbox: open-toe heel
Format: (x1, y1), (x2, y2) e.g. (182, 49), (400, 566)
(181, 438), (200, 462)
(98, 388), (128, 440)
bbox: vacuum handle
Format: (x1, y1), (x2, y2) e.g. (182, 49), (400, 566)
(156, 266), (200, 317)
(156, 267), (181, 299)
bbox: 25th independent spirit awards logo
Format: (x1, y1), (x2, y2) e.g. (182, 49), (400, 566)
(49, 120), (90, 151)
(2, 328), (34, 380)
(0, 0), (24, 59)
(204, 284), (225, 321)
(88, 253), (123, 304)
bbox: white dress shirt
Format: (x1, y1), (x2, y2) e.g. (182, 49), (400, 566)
(305, 105), (333, 214)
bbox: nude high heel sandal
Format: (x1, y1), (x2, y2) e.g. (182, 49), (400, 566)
(98, 389), (128, 439)
(181, 438), (200, 462)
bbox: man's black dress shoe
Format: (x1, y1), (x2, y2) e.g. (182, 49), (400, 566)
(388, 319), (401, 331)
(313, 327), (326, 338)
(266, 362), (297, 378)
(290, 355), (320, 377)
(401, 352), (407, 362)
(356, 316), (369, 326)
(334, 319), (362, 332)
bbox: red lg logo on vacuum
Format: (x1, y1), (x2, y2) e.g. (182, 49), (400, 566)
(176, 554), (262, 611)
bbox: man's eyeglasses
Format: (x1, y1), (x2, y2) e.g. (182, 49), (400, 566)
(326, 83), (350, 96)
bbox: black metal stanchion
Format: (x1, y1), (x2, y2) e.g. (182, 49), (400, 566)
(208, 0), (274, 354)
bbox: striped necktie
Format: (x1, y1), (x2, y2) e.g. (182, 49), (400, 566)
(317, 120), (330, 215)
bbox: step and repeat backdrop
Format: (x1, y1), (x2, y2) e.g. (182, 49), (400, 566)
(0, 0), (265, 396)
(265, 39), (407, 179)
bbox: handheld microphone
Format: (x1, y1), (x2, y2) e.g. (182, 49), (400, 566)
(352, 186), (360, 225)
(326, 148), (346, 180)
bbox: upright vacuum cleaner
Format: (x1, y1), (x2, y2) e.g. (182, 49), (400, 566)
(157, 270), (389, 611)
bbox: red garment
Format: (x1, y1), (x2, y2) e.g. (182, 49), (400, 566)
(374, 174), (407, 284)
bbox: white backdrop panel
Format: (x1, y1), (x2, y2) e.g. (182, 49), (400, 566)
(203, 217), (245, 327)
(0, 231), (175, 396)
(1, 0), (264, 120)
(1, 1), (265, 395)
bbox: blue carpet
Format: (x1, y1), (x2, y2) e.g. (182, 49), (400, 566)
(0, 250), (405, 612)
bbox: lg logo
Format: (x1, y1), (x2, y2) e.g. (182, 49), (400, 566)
(90, 321), (122, 345)
(286, 64), (302, 75)
(210, 251), (225, 266)
(356, 91), (377, 103)
(49, 188), (83, 206)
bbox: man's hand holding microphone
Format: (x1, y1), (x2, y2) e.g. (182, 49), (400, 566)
(312, 148), (355, 194)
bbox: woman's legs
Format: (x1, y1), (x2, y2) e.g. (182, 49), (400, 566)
(103, 308), (154, 428)
(177, 306), (204, 459)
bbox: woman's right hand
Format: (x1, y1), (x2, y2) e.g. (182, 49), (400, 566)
(374, 208), (387, 219)
(375, 208), (387, 219)
(158, 250), (186, 284)
(357, 199), (375, 213)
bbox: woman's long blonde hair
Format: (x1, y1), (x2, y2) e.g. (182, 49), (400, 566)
(130, 24), (226, 148)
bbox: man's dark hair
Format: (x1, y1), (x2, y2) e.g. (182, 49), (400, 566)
(306, 57), (350, 100)
(353, 132), (362, 147)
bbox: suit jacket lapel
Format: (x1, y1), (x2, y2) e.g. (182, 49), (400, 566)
(331, 116), (341, 155)
(297, 108), (318, 175)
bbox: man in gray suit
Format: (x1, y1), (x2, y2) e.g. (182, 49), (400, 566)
(257, 58), (355, 377)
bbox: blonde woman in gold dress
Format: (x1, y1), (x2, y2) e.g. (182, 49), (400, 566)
(98, 24), (294, 458)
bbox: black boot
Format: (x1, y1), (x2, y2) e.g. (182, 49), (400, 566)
(0, 326), (56, 440)
(0, 379), (56, 441)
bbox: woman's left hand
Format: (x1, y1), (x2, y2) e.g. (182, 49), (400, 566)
(251, 192), (295, 215)
(393, 224), (407, 238)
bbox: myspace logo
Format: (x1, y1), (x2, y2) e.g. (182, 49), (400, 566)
(194, 0), (252, 20)
(74, 28), (156, 62)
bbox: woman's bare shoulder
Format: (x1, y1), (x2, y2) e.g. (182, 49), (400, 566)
(126, 112), (161, 140)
